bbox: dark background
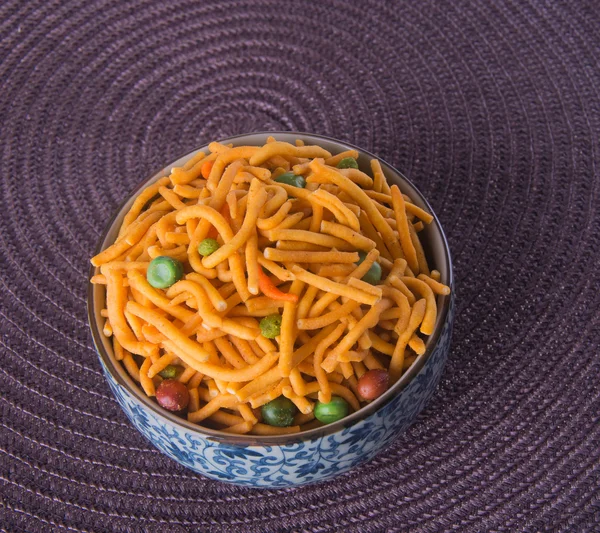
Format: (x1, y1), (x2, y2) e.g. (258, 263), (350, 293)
(1, 1), (599, 531)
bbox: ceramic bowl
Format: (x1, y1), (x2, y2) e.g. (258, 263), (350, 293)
(88, 132), (454, 488)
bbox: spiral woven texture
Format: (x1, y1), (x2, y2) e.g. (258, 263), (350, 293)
(1, 0), (599, 531)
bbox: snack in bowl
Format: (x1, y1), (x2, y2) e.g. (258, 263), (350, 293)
(88, 132), (454, 487)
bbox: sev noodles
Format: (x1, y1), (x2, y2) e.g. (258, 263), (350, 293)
(91, 137), (450, 435)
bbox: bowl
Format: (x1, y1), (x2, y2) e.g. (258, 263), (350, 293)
(88, 132), (454, 488)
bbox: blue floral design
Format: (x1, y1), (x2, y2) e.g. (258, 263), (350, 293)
(100, 300), (454, 488)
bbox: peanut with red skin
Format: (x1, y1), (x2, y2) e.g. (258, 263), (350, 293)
(357, 369), (389, 400)
(156, 379), (190, 411)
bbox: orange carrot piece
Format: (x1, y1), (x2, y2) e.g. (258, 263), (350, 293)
(201, 160), (214, 179)
(258, 267), (298, 303)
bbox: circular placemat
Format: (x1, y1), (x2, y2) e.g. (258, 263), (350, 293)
(1, 1), (599, 531)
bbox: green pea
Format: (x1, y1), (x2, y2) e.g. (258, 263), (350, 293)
(146, 256), (184, 289)
(259, 313), (282, 339)
(261, 396), (297, 427)
(356, 251), (382, 285)
(337, 157), (359, 169)
(314, 396), (349, 424)
(198, 238), (220, 257)
(159, 365), (181, 379)
(274, 171), (306, 188)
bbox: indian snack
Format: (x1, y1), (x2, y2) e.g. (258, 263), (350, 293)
(90, 137), (450, 435)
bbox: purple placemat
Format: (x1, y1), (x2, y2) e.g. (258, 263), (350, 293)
(1, 1), (599, 531)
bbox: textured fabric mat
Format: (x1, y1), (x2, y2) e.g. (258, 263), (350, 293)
(1, 1), (599, 531)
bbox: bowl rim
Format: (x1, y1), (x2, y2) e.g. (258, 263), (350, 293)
(87, 131), (454, 446)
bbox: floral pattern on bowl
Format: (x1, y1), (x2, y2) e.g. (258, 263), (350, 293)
(101, 298), (453, 488)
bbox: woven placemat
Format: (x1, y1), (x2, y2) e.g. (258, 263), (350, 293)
(1, 0), (599, 531)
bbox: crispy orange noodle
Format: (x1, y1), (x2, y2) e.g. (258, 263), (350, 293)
(91, 138), (449, 435)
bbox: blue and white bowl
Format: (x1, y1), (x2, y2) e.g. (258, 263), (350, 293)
(88, 132), (454, 488)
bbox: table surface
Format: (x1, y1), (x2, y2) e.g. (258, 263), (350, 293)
(1, 1), (599, 532)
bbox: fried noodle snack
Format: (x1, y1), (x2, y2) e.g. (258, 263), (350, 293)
(91, 138), (450, 435)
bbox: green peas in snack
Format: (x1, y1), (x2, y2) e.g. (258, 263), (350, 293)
(337, 157), (359, 169)
(356, 251), (382, 285)
(159, 365), (181, 379)
(146, 256), (184, 289)
(198, 238), (220, 257)
(261, 396), (297, 427)
(314, 396), (349, 424)
(274, 172), (306, 188)
(259, 314), (282, 339)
